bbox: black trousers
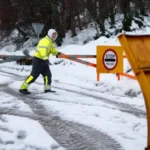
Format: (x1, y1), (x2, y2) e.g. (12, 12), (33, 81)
(25, 57), (52, 86)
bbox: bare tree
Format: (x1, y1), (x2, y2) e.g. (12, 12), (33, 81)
(0, 0), (149, 41)
(0, 0), (14, 31)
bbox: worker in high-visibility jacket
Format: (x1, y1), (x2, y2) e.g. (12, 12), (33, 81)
(19, 29), (62, 94)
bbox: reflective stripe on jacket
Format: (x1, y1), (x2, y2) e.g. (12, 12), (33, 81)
(34, 36), (58, 60)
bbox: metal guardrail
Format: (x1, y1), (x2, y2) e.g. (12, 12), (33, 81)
(0, 50), (33, 64)
(0, 55), (30, 63)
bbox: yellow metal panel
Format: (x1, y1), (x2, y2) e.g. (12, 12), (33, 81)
(118, 34), (150, 150)
(96, 46), (123, 73)
(127, 37), (150, 63)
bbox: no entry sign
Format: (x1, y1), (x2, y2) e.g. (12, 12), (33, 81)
(103, 49), (118, 70)
(97, 46), (123, 74)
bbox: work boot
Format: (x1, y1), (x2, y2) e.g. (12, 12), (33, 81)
(19, 89), (31, 95)
(45, 89), (56, 93)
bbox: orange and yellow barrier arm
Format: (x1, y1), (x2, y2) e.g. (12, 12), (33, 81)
(59, 54), (96, 68)
(58, 54), (96, 68)
(58, 54), (96, 59)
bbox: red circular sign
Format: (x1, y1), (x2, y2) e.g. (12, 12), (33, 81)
(103, 49), (118, 70)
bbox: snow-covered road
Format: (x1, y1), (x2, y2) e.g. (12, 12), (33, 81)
(0, 63), (147, 150)
(0, 70), (123, 150)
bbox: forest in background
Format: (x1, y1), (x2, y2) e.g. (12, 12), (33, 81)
(0, 0), (150, 45)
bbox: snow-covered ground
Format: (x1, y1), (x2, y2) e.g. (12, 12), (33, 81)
(0, 31), (148, 149)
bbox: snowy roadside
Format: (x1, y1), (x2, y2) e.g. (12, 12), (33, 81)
(0, 115), (64, 150)
(0, 75), (65, 150)
(0, 35), (147, 150)
(0, 60), (145, 109)
(0, 62), (146, 150)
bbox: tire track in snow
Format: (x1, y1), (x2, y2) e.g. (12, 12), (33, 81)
(0, 69), (146, 118)
(2, 86), (123, 150)
(52, 80), (146, 118)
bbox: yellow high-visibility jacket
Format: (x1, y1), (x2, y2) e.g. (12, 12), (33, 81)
(34, 36), (58, 60)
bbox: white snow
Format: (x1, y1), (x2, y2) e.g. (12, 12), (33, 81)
(0, 21), (150, 149)
(0, 115), (64, 150)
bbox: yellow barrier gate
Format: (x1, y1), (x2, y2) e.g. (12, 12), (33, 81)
(96, 46), (123, 80)
(58, 49), (136, 81)
(118, 34), (150, 150)
(96, 46), (136, 81)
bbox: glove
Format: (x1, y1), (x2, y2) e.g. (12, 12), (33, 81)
(56, 52), (62, 58)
